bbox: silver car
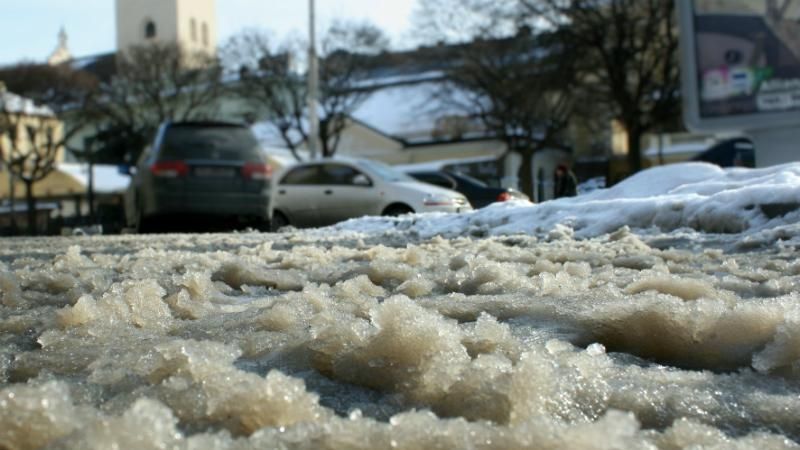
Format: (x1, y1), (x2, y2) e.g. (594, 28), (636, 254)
(270, 158), (472, 229)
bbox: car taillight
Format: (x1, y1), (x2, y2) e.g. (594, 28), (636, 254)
(242, 162), (273, 180)
(496, 192), (512, 202)
(150, 161), (189, 178)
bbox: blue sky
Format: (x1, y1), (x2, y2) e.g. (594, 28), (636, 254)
(0, 0), (417, 65)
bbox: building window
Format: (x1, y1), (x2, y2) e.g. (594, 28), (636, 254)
(145, 20), (157, 39)
(190, 18), (197, 42)
(26, 126), (37, 144)
(202, 22), (209, 47)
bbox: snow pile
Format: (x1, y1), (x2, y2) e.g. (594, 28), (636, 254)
(328, 162), (800, 240)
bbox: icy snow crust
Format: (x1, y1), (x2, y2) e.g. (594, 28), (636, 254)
(2, 163), (800, 449)
(327, 162), (800, 240)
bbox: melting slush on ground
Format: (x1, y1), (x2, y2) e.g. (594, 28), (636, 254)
(2, 162), (800, 449)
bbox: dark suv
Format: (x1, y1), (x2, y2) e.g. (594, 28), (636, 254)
(123, 121), (272, 232)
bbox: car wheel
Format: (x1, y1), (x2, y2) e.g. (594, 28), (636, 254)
(382, 204), (414, 217)
(270, 211), (290, 232)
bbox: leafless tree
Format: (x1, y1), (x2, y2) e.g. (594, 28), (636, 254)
(223, 31), (307, 161)
(223, 21), (390, 159)
(87, 42), (226, 164)
(0, 63), (97, 234)
(440, 32), (581, 196)
(525, 0), (681, 175)
(412, 0), (521, 44)
(413, 0), (583, 196)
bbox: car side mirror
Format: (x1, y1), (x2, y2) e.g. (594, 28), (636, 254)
(352, 174), (371, 186)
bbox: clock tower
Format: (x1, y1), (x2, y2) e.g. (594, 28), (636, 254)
(115, 0), (217, 58)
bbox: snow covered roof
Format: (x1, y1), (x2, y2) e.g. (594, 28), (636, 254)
(323, 162), (800, 242)
(248, 71), (486, 151)
(354, 70), (445, 89)
(0, 91), (54, 117)
(58, 163), (130, 194)
(250, 81), (456, 147)
(352, 81), (466, 141)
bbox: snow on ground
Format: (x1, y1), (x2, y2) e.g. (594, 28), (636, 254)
(324, 162), (800, 244)
(2, 162), (800, 449)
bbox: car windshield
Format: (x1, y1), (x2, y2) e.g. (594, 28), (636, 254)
(357, 159), (416, 182)
(448, 171), (488, 187)
(160, 126), (262, 161)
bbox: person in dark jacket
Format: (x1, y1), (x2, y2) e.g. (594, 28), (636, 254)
(553, 164), (578, 198)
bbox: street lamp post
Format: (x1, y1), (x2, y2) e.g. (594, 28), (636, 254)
(308, 0), (320, 160)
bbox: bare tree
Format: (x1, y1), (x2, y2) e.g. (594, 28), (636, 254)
(318, 22), (390, 157)
(437, 31), (580, 197)
(223, 31), (307, 161)
(87, 42), (226, 164)
(223, 21), (389, 159)
(412, 0), (521, 44)
(413, 0), (582, 196)
(526, 0), (681, 175)
(0, 64), (97, 234)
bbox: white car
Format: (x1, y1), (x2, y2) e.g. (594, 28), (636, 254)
(269, 158), (472, 229)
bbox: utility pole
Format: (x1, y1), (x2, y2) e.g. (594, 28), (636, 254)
(307, 0), (320, 159)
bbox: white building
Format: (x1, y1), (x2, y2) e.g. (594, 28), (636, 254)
(115, 0), (217, 59)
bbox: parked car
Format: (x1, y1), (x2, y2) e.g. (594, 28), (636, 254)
(692, 137), (755, 168)
(407, 170), (529, 208)
(270, 158), (472, 230)
(122, 121), (273, 232)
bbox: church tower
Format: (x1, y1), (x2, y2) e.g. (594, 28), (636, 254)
(115, 0), (217, 58)
(48, 27), (73, 65)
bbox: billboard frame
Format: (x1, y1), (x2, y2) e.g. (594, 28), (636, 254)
(677, 0), (800, 133)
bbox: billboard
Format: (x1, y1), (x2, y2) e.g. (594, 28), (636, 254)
(679, 0), (800, 131)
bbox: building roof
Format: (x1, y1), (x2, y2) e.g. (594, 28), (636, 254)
(68, 52), (117, 82)
(0, 90), (54, 117)
(352, 81), (446, 140)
